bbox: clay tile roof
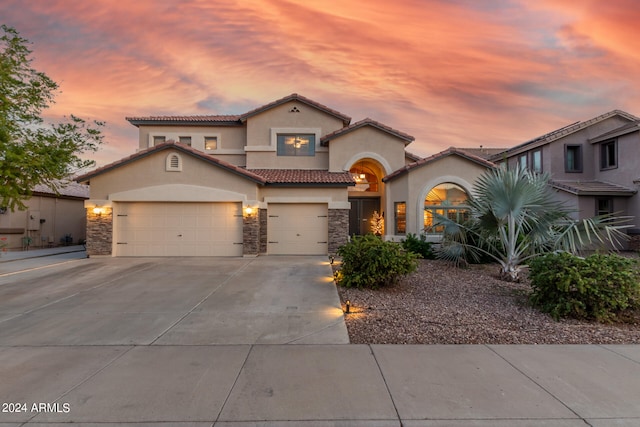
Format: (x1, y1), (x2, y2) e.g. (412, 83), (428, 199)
(240, 93), (351, 126)
(321, 118), (415, 146)
(550, 180), (637, 196)
(75, 141), (266, 184)
(383, 147), (496, 182)
(33, 180), (90, 199)
(248, 169), (355, 186)
(126, 115), (242, 126)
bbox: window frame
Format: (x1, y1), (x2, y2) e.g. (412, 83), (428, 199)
(517, 153), (528, 170)
(204, 136), (218, 151)
(394, 202), (406, 235)
(531, 148), (542, 173)
(600, 140), (618, 170)
(596, 198), (613, 216)
(564, 144), (583, 173)
(178, 136), (192, 146)
(276, 133), (316, 156)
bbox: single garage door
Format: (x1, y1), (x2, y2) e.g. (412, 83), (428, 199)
(114, 202), (243, 256)
(268, 203), (328, 255)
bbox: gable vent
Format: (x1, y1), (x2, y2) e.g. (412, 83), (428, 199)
(289, 106), (300, 113)
(166, 153), (183, 172)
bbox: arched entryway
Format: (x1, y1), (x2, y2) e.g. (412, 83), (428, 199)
(348, 159), (385, 236)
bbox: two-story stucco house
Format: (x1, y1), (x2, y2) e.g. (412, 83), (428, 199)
(76, 93), (494, 257)
(491, 110), (640, 248)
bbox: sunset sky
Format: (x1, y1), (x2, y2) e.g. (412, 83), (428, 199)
(2, 0), (639, 168)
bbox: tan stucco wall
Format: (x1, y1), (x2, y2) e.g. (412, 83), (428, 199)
(88, 149), (259, 201)
(247, 150), (329, 169)
(0, 197), (86, 250)
(245, 101), (345, 147)
(137, 125), (247, 163)
(244, 101), (343, 170)
(259, 186), (349, 205)
(328, 127), (407, 174)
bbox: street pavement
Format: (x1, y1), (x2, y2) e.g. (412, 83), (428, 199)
(0, 247), (638, 426)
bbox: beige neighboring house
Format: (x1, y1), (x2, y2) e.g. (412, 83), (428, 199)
(490, 110), (640, 249)
(0, 181), (89, 251)
(76, 93), (495, 257)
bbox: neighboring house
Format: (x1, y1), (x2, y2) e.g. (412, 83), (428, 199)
(0, 181), (89, 250)
(76, 93), (494, 257)
(490, 110), (640, 249)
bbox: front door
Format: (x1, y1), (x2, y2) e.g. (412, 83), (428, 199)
(348, 197), (380, 236)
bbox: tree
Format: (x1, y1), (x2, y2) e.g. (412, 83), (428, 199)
(434, 165), (631, 281)
(0, 24), (104, 210)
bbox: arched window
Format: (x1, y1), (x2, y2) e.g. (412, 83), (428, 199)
(165, 153), (182, 171)
(424, 183), (469, 232)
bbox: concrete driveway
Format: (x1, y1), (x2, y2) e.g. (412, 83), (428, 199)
(0, 256), (348, 345)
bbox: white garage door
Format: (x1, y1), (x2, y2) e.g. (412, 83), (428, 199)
(114, 202), (243, 256)
(268, 203), (328, 255)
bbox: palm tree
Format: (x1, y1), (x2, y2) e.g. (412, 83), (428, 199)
(434, 165), (632, 281)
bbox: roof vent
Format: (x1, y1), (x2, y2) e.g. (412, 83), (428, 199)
(166, 153), (183, 172)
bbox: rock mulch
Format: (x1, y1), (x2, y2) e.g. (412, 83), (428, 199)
(336, 259), (640, 344)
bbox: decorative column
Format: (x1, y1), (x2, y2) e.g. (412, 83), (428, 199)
(328, 208), (349, 255)
(242, 207), (260, 256)
(259, 208), (268, 254)
(86, 206), (112, 256)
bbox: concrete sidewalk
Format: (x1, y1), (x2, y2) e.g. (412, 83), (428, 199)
(0, 244), (86, 262)
(1, 344), (638, 425)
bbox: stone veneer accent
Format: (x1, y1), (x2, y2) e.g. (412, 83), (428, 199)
(328, 208), (349, 255)
(86, 208), (112, 256)
(259, 208), (267, 254)
(243, 212), (260, 256)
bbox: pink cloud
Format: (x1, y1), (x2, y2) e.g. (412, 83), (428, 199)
(1, 0), (639, 164)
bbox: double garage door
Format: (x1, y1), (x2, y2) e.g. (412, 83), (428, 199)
(113, 202), (329, 256)
(114, 202), (243, 257)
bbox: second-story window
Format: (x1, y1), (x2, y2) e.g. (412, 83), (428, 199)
(531, 149), (542, 173)
(153, 136), (166, 146)
(565, 144), (582, 173)
(277, 134), (315, 156)
(518, 153), (527, 170)
(600, 140), (617, 170)
(179, 136), (192, 146)
(204, 136), (218, 151)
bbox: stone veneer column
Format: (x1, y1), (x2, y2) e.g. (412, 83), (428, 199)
(259, 208), (268, 254)
(243, 213), (260, 256)
(86, 207), (112, 256)
(328, 208), (349, 255)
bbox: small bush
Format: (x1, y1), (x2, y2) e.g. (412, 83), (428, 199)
(402, 233), (435, 259)
(337, 234), (419, 289)
(529, 252), (640, 322)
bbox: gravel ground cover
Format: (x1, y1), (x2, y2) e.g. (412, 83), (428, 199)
(336, 258), (640, 344)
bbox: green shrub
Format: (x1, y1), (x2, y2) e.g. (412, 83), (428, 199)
(402, 233), (435, 259)
(529, 252), (640, 322)
(337, 234), (420, 289)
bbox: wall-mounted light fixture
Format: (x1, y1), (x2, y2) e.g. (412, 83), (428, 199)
(243, 206), (256, 217)
(92, 207), (104, 216)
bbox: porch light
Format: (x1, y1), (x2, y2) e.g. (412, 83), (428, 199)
(92, 207), (104, 216)
(244, 206), (255, 216)
(345, 300), (351, 314)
